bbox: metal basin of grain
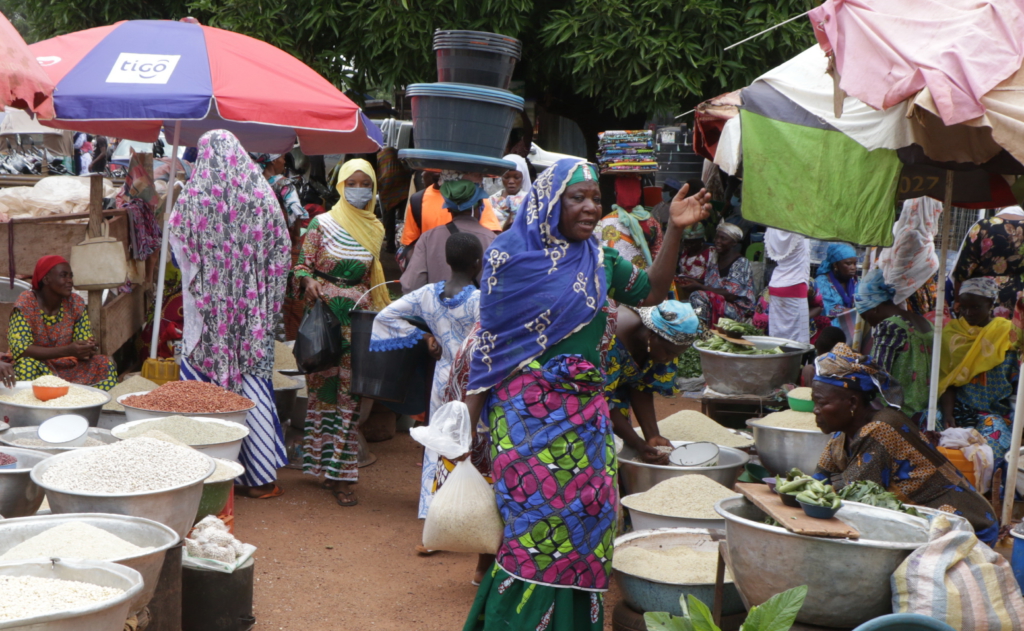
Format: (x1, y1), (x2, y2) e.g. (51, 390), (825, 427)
(117, 394), (253, 426)
(0, 558), (143, 631)
(0, 447), (50, 518)
(0, 513), (179, 615)
(745, 418), (830, 475)
(0, 382), (111, 428)
(111, 417), (249, 462)
(714, 496), (930, 628)
(613, 528), (744, 617)
(0, 427), (118, 455)
(618, 440), (749, 496)
(30, 450), (215, 539)
(696, 346), (805, 396)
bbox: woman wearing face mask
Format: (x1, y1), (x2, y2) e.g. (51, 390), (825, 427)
(490, 154), (531, 229)
(292, 159), (390, 507)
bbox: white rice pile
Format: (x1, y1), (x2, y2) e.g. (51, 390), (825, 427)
(207, 459), (242, 483)
(0, 575), (124, 621)
(749, 410), (819, 431)
(0, 522), (150, 562)
(622, 475), (739, 519)
(117, 416), (246, 446)
(0, 386), (106, 408)
(613, 545), (731, 584)
(32, 375), (71, 388)
(13, 437), (104, 448)
(654, 411), (753, 448)
(42, 437), (212, 494)
(103, 376), (159, 411)
(788, 387), (813, 401)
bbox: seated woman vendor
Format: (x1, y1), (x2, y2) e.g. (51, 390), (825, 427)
(607, 300), (701, 464)
(811, 343), (998, 545)
(939, 277), (1017, 460)
(9, 256), (117, 390)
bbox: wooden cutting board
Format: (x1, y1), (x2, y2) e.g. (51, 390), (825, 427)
(736, 482), (860, 540)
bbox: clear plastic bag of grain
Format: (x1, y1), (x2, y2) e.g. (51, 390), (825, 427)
(422, 460), (503, 554)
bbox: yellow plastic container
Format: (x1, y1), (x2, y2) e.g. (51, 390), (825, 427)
(938, 446), (976, 486)
(141, 357), (180, 385)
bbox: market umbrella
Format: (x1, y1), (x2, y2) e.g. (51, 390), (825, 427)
(806, 0), (1024, 538)
(28, 19), (384, 359)
(0, 11), (54, 118)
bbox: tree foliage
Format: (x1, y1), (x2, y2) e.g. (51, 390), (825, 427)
(3, 0), (816, 146)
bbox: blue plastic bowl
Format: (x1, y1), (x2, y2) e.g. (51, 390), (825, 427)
(798, 499), (841, 519)
(779, 491), (800, 507)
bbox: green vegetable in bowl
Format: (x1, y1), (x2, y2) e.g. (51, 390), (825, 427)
(696, 337), (782, 355)
(716, 318), (762, 338)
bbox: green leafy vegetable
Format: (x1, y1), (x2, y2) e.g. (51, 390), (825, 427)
(837, 481), (921, 516)
(678, 346), (702, 379)
(643, 586), (808, 631)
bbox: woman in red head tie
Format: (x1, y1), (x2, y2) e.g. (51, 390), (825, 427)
(8, 255), (117, 389)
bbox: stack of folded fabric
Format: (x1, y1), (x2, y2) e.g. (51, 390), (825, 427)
(597, 130), (658, 173)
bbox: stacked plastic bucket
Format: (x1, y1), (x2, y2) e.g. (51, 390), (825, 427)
(399, 30), (524, 176)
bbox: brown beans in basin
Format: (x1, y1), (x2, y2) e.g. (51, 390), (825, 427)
(122, 381), (254, 414)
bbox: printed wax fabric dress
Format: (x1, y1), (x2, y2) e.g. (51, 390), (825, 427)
(464, 160), (651, 631)
(292, 214), (374, 482)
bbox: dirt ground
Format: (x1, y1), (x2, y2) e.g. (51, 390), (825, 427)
(234, 396), (701, 630)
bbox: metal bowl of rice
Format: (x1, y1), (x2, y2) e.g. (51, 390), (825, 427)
(0, 382), (111, 428)
(0, 427), (117, 454)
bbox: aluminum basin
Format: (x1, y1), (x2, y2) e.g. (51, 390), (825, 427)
(696, 347), (804, 396)
(117, 394), (252, 426)
(0, 513), (178, 615)
(714, 496), (929, 628)
(618, 441), (749, 496)
(31, 450), (215, 539)
(0, 383), (111, 428)
(0, 427), (117, 455)
(745, 420), (831, 476)
(0, 447), (50, 518)
(0, 558), (143, 631)
(613, 528), (743, 616)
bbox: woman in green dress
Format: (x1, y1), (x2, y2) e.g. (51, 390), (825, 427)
(855, 268), (933, 422)
(462, 158), (710, 630)
(292, 158), (390, 507)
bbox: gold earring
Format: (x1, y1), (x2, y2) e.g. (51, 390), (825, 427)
(850, 408), (855, 418)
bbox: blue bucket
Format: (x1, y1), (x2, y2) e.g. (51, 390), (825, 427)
(1011, 528), (1024, 593)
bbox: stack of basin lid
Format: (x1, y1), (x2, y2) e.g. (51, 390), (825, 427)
(399, 30), (524, 176)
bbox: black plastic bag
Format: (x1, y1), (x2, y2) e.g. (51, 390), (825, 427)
(293, 299), (343, 374)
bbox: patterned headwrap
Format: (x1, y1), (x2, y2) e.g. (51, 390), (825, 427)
(440, 180), (488, 213)
(638, 301), (701, 347)
(959, 277), (999, 301)
(814, 343), (903, 408)
(248, 152), (282, 170)
(169, 130), (291, 391)
(854, 268), (896, 314)
(817, 243), (857, 277)
(468, 159), (607, 392)
(716, 222), (743, 243)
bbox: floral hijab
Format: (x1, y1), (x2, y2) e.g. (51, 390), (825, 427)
(168, 130), (291, 391)
(468, 158), (607, 392)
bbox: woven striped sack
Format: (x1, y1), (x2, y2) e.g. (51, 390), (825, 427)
(892, 514), (1024, 630)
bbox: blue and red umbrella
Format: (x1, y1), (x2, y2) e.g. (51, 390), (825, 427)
(29, 19), (382, 154)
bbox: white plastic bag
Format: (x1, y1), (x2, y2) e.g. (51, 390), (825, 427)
(422, 460), (503, 554)
(410, 401), (472, 460)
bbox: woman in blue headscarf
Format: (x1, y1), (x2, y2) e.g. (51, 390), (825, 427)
(606, 301), (703, 465)
(855, 268), (933, 421)
(815, 242), (859, 324)
(461, 158), (710, 630)
(811, 343), (997, 545)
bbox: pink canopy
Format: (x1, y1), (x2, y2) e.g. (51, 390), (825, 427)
(0, 11), (54, 118)
(809, 0), (1024, 126)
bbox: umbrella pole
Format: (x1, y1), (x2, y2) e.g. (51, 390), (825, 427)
(926, 171), (954, 432)
(149, 120), (181, 359)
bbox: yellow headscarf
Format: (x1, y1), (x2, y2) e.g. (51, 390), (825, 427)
(328, 159), (390, 310)
(938, 316), (1013, 393)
